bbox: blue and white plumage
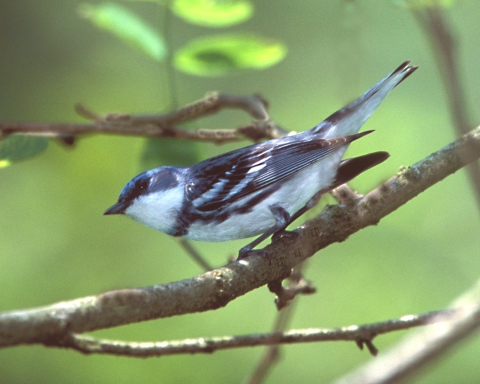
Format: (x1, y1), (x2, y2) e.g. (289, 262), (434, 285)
(105, 61), (417, 258)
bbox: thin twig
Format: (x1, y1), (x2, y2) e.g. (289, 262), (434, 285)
(243, 305), (295, 384)
(268, 267), (316, 311)
(245, 263), (309, 384)
(177, 239), (214, 271)
(162, 0), (178, 111)
(0, 93), (286, 143)
(412, 6), (480, 214)
(55, 307), (473, 358)
(332, 281), (480, 384)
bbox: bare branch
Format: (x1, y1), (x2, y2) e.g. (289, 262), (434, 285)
(333, 285), (480, 384)
(0, 93), (288, 143)
(412, 7), (480, 214)
(176, 238), (214, 271)
(48, 307), (475, 358)
(245, 263), (308, 384)
(1, 126), (480, 350)
(268, 268), (316, 311)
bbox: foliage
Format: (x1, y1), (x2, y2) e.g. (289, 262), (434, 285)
(172, 0), (254, 27)
(79, 3), (168, 61)
(0, 136), (48, 168)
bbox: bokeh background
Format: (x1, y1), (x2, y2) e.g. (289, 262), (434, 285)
(2, 1), (480, 383)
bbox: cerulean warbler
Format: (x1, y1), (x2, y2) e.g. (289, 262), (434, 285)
(105, 61), (417, 258)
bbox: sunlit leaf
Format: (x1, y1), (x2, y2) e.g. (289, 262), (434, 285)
(79, 2), (167, 61)
(141, 138), (199, 170)
(393, 0), (457, 8)
(174, 34), (287, 76)
(172, 0), (253, 27)
(0, 136), (49, 167)
(0, 159), (11, 169)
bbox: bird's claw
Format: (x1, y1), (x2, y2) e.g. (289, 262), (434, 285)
(237, 247), (269, 260)
(272, 229), (299, 242)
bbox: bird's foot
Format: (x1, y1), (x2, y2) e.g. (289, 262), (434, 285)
(237, 246), (269, 260)
(272, 229), (299, 243)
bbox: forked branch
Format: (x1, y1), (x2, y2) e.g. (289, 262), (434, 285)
(0, 93), (289, 143)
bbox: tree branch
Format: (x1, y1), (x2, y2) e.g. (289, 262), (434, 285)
(332, 281), (480, 384)
(245, 263), (309, 384)
(177, 238), (214, 271)
(1, 126), (480, 350)
(412, 6), (480, 214)
(0, 93), (289, 143)
(45, 307), (477, 358)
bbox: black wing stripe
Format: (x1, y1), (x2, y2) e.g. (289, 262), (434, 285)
(190, 133), (368, 213)
(193, 149), (271, 203)
(251, 137), (349, 187)
(195, 138), (350, 212)
(253, 149), (334, 189)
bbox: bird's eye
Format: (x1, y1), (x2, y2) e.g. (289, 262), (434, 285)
(133, 179), (149, 194)
(120, 177), (150, 202)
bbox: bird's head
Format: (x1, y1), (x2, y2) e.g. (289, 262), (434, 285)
(104, 167), (185, 235)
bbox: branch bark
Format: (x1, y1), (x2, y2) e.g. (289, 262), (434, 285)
(412, 7), (480, 214)
(332, 282), (480, 384)
(0, 93), (288, 143)
(1, 125), (480, 350)
(52, 307), (472, 358)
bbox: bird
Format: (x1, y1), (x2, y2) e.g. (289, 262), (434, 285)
(104, 61), (417, 259)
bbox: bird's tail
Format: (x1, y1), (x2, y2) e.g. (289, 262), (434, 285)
(332, 151), (390, 189)
(310, 61), (418, 139)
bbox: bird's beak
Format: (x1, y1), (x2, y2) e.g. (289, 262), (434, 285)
(104, 201), (129, 215)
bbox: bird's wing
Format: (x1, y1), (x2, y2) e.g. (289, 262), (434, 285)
(186, 131), (370, 212)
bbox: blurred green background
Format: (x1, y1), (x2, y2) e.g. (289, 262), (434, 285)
(2, 1), (480, 383)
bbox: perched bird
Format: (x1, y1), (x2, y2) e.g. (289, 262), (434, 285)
(105, 61), (417, 258)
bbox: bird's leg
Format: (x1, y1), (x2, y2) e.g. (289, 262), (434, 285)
(271, 189), (328, 242)
(237, 205), (294, 259)
(291, 187), (329, 221)
(269, 205), (299, 242)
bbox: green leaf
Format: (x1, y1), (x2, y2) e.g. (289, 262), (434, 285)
(79, 2), (167, 61)
(0, 159), (11, 169)
(172, 0), (253, 28)
(141, 138), (199, 170)
(0, 136), (49, 167)
(174, 34), (287, 76)
(393, 0), (457, 8)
